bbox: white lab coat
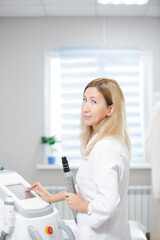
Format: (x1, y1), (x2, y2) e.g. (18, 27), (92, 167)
(75, 136), (131, 240)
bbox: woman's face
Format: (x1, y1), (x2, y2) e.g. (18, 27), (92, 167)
(82, 87), (110, 131)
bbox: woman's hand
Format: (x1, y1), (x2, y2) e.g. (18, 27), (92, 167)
(27, 182), (52, 203)
(65, 192), (89, 214)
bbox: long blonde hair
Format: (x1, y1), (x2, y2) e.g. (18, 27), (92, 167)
(80, 78), (131, 157)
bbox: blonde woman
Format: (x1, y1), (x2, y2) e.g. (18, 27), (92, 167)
(29, 78), (131, 240)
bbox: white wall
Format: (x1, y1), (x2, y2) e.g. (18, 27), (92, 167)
(0, 16), (160, 239)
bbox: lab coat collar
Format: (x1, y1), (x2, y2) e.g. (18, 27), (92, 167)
(87, 133), (98, 146)
(84, 134), (98, 161)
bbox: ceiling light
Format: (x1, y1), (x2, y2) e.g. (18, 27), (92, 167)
(97, 0), (149, 5)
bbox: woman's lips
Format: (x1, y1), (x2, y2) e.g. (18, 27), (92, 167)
(84, 115), (92, 120)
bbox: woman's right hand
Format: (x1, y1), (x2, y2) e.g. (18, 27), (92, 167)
(27, 182), (52, 202)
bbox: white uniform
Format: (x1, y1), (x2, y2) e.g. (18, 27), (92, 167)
(76, 136), (131, 240)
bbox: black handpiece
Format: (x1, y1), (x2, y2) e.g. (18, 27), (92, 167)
(62, 156), (77, 224)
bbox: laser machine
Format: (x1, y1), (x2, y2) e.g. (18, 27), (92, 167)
(0, 169), (75, 240)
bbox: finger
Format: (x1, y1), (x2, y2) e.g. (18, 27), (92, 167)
(65, 196), (69, 201)
(66, 192), (75, 198)
(28, 182), (40, 190)
(33, 182), (42, 188)
(65, 192), (70, 197)
(34, 189), (43, 196)
(27, 186), (37, 191)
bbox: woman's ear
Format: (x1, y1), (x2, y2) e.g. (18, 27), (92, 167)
(106, 105), (115, 116)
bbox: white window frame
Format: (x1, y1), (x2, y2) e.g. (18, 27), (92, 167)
(44, 51), (62, 165)
(139, 52), (153, 163)
(43, 50), (153, 167)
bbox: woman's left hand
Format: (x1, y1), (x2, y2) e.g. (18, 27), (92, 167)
(65, 192), (89, 214)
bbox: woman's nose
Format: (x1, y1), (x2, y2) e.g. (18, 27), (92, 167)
(83, 102), (90, 112)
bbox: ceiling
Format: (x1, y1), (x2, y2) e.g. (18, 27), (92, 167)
(0, 0), (160, 17)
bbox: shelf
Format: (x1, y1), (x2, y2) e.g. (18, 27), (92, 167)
(36, 163), (151, 170)
(36, 164), (80, 170)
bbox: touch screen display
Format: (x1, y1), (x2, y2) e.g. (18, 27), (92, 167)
(6, 184), (35, 200)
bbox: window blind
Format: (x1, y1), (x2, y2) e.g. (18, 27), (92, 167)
(57, 47), (143, 163)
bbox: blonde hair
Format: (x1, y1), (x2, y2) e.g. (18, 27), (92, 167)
(80, 78), (131, 157)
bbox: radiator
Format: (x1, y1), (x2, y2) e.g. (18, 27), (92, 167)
(128, 185), (151, 232)
(45, 185), (151, 231)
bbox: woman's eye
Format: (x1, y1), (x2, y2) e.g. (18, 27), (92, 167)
(83, 98), (87, 102)
(92, 100), (96, 104)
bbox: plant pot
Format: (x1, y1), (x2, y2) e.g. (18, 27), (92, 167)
(48, 156), (56, 165)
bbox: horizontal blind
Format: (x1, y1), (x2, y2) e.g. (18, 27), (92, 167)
(58, 47), (143, 163)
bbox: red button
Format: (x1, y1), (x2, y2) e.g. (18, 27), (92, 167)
(45, 226), (53, 234)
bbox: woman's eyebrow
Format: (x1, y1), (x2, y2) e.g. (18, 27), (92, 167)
(90, 96), (97, 99)
(83, 95), (97, 98)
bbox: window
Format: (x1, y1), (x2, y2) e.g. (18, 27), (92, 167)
(44, 48), (152, 165)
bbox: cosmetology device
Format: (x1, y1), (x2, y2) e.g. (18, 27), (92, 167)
(62, 157), (77, 224)
(0, 169), (75, 240)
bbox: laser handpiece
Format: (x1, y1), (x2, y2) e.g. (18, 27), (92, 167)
(62, 156), (77, 224)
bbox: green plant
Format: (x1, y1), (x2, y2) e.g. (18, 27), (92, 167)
(41, 136), (58, 157)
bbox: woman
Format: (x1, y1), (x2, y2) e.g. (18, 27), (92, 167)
(29, 78), (131, 240)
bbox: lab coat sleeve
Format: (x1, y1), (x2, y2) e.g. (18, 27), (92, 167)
(75, 184), (80, 193)
(87, 142), (123, 229)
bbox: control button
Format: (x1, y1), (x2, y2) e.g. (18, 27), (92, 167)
(45, 226), (53, 234)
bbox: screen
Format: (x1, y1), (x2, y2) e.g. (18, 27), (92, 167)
(6, 184), (35, 200)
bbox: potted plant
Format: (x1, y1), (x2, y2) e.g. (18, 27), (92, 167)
(41, 136), (59, 164)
